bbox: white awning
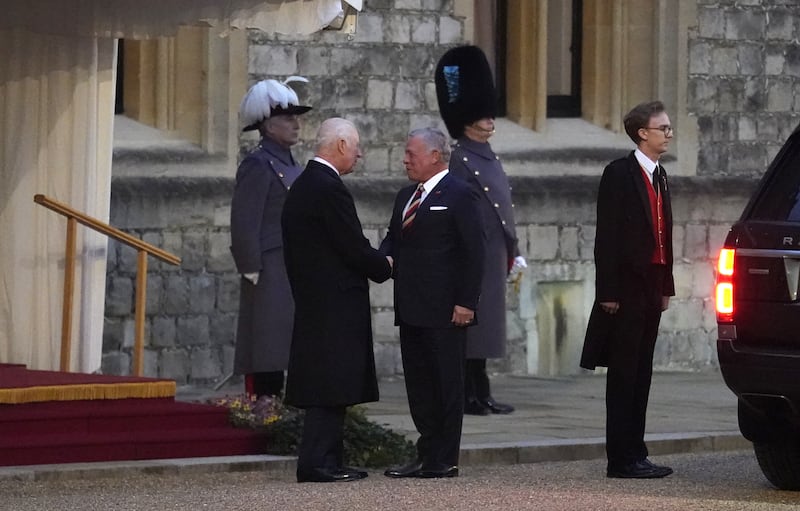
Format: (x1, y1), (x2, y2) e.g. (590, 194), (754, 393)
(0, 0), (362, 38)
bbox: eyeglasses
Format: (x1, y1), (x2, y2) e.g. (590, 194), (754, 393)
(644, 125), (673, 136)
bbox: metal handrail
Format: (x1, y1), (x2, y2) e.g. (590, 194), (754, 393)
(33, 194), (181, 375)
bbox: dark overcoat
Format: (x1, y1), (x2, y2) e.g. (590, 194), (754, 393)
(580, 151), (675, 370)
(281, 160), (392, 408)
(229, 138), (301, 374)
(449, 138), (520, 358)
(380, 173), (485, 328)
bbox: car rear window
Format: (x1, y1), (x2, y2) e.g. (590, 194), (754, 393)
(749, 147), (800, 222)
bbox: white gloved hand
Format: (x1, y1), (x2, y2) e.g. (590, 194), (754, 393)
(511, 256), (527, 272)
(243, 272), (259, 285)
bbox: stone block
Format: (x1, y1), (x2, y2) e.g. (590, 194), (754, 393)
(329, 48), (367, 76)
(395, 47), (437, 78)
(766, 8), (795, 40)
(101, 352), (131, 377)
(189, 275), (216, 314)
(180, 230), (207, 272)
(738, 44), (763, 75)
(372, 310), (399, 341)
(103, 318), (124, 351)
(217, 274), (241, 313)
(672, 225), (685, 260)
(374, 340), (401, 376)
(439, 16), (462, 44)
(688, 79), (718, 113)
(765, 45), (785, 75)
(688, 41), (711, 75)
(190, 349), (222, 381)
(738, 115), (757, 140)
(395, 81), (421, 110)
(725, 10), (765, 40)
(395, 0), (421, 8)
(786, 45), (800, 77)
(578, 225), (595, 261)
(157, 230), (182, 273)
(711, 47), (739, 75)
(411, 17), (437, 43)
(370, 278), (394, 307)
(697, 6), (725, 39)
(684, 224), (708, 260)
(702, 298), (718, 331)
(367, 79), (393, 109)
(709, 224), (732, 254)
(363, 145), (391, 173)
(297, 46), (330, 76)
(742, 77), (765, 112)
(122, 319), (136, 349)
(660, 298), (705, 331)
(527, 225), (559, 260)
(728, 142), (767, 175)
(159, 349), (191, 383)
(106, 276), (133, 316)
(210, 312), (237, 346)
(333, 79), (367, 110)
(145, 274), (163, 312)
(151, 316), (177, 348)
(220, 344), (237, 375)
(424, 82), (438, 111)
(672, 263), (693, 299)
(214, 205), (230, 228)
(384, 14), (411, 44)
(163, 275), (190, 315)
(353, 13), (384, 43)
(249, 45), (298, 75)
(692, 261), (715, 300)
(177, 316), (211, 346)
(766, 79), (794, 111)
(558, 226), (579, 261)
(207, 231), (235, 273)
(717, 79), (743, 112)
(363, 47), (401, 76)
(422, 0), (450, 9)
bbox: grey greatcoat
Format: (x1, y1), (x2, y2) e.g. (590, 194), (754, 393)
(230, 137), (302, 374)
(449, 137), (520, 359)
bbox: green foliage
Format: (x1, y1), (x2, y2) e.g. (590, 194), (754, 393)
(210, 394), (415, 468)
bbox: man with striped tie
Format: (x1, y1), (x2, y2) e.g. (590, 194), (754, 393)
(380, 127), (485, 479)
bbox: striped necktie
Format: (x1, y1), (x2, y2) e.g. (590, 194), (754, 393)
(402, 184), (425, 230)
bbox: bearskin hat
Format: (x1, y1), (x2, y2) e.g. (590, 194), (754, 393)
(434, 45), (498, 139)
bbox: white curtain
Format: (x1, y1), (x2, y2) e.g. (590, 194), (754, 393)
(0, 28), (115, 372)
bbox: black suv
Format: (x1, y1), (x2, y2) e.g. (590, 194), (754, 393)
(716, 124), (800, 490)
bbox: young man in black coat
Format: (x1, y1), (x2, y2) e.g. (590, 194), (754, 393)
(381, 127), (484, 479)
(281, 118), (393, 483)
(581, 101), (675, 479)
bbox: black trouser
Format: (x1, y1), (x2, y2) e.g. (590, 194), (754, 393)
(605, 265), (666, 467)
(399, 323), (466, 467)
(247, 371), (284, 398)
(464, 358), (490, 402)
(296, 406), (346, 475)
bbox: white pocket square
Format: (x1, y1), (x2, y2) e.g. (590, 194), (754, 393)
(429, 206), (448, 211)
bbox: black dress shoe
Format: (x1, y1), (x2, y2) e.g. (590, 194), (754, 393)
(480, 397), (515, 414)
(343, 466), (369, 478)
(464, 398), (491, 416)
(297, 467), (364, 483)
(384, 460), (424, 478)
(639, 458), (673, 477)
(607, 460), (672, 479)
(416, 464), (459, 478)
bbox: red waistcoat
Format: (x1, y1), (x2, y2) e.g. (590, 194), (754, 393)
(640, 166), (666, 265)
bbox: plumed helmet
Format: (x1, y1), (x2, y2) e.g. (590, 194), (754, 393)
(435, 45), (498, 139)
(240, 76), (312, 132)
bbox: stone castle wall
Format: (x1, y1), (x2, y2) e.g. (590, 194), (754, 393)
(102, 174), (757, 384)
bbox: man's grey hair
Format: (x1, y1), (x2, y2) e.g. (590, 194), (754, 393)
(315, 118), (357, 152)
(408, 127), (451, 162)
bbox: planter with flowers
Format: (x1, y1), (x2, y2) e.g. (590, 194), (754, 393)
(210, 394), (415, 468)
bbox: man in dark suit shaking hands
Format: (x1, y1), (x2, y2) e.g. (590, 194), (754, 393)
(282, 118), (393, 483)
(381, 127), (484, 479)
(581, 101), (675, 479)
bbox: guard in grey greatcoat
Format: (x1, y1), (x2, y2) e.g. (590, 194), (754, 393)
(230, 77), (311, 398)
(435, 46), (528, 416)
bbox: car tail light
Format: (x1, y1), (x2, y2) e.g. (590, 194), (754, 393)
(716, 248), (735, 322)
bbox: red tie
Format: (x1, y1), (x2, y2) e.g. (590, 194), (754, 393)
(402, 184), (424, 230)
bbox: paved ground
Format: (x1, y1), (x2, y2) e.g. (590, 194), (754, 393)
(0, 370), (747, 481)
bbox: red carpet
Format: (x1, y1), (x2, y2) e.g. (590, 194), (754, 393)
(0, 365), (267, 467)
